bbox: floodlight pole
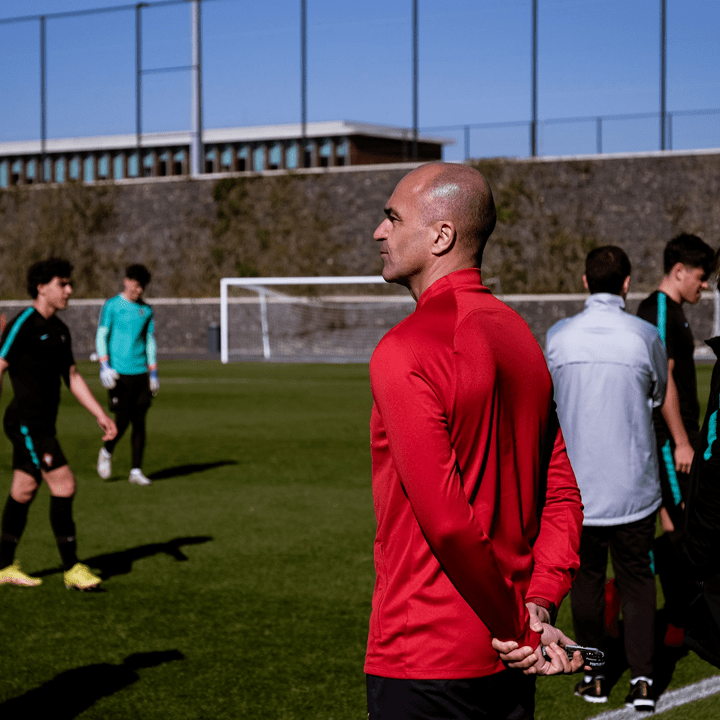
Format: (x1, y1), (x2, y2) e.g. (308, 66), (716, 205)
(190, 0), (203, 176)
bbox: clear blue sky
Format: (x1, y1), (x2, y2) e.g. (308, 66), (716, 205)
(1, 0), (718, 159)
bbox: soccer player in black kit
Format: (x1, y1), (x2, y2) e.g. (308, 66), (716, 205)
(0, 258), (117, 590)
(637, 234), (717, 645)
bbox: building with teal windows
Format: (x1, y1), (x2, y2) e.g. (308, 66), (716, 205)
(0, 121), (452, 187)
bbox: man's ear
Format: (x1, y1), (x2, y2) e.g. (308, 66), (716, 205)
(670, 262), (686, 281)
(622, 275), (631, 296)
(582, 275), (589, 291)
(430, 220), (456, 256)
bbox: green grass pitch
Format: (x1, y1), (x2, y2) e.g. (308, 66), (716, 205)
(0, 360), (717, 719)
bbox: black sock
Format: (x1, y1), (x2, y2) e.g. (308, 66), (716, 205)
(50, 496), (78, 570)
(0, 496), (31, 569)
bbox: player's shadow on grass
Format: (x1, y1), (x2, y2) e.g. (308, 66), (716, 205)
(36, 536), (212, 580)
(0, 649), (184, 720)
(148, 460), (237, 481)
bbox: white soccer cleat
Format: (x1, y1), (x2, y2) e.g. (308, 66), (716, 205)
(129, 469), (152, 486)
(97, 448), (112, 479)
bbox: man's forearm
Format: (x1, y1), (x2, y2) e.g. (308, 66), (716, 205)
(69, 368), (106, 420)
(526, 427), (583, 607)
(662, 364), (691, 447)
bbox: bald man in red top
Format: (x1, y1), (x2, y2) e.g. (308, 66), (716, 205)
(365, 163), (584, 720)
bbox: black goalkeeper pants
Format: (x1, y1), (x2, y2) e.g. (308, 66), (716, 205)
(105, 407), (148, 469)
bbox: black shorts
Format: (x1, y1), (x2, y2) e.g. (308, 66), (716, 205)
(4, 420), (68, 477)
(108, 373), (152, 414)
(367, 672), (536, 720)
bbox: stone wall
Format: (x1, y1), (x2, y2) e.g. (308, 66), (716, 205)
(473, 151), (720, 293)
(1, 150), (719, 358)
(1, 292), (715, 361)
(1, 150), (719, 301)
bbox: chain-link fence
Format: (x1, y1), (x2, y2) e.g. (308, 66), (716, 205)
(1, 0), (719, 163)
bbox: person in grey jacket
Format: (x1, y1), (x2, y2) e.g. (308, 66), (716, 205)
(546, 246), (667, 711)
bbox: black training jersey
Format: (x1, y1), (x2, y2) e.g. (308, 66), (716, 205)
(0, 308), (75, 430)
(637, 290), (699, 436)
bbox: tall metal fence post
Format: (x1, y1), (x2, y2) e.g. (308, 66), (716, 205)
(301, 0), (307, 167)
(40, 16), (47, 182)
(412, 0), (419, 161)
(660, 0), (667, 150)
(190, 0), (203, 177)
(531, 0), (538, 156)
(135, 4), (143, 172)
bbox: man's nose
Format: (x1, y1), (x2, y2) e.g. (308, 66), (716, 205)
(373, 219), (390, 240)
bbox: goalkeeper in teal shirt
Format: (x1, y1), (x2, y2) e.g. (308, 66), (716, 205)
(95, 264), (158, 486)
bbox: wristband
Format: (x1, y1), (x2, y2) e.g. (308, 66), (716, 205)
(526, 597), (557, 625)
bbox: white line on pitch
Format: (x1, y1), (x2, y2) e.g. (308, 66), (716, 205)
(590, 675), (720, 719)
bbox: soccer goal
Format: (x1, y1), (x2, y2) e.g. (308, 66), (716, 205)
(219, 276), (416, 363)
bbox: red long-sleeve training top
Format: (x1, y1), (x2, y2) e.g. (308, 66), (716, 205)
(365, 269), (582, 679)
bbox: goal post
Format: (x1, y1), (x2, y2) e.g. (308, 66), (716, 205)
(219, 276), (415, 363)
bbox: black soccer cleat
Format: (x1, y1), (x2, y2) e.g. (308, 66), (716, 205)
(574, 675), (608, 704)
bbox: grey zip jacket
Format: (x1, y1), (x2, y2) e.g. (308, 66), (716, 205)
(546, 293), (667, 526)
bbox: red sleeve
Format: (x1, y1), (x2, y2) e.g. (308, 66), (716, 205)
(371, 338), (532, 644)
(526, 425), (583, 608)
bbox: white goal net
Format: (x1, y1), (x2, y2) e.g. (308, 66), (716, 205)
(219, 276), (416, 363)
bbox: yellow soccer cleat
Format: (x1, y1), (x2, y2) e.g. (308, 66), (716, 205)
(0, 561), (42, 587)
(64, 563), (102, 591)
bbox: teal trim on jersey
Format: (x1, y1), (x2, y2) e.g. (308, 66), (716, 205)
(20, 425), (40, 469)
(649, 549), (656, 575)
(657, 292), (667, 346)
(0, 307), (34, 359)
(704, 405), (718, 462)
(661, 440), (683, 506)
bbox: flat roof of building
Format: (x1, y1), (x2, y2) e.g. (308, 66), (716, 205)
(0, 120), (455, 156)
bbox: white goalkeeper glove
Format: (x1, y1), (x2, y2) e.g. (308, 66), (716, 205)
(99, 360), (119, 389)
(149, 369), (160, 397)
